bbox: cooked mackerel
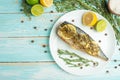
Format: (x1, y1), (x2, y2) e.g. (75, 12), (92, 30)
(57, 21), (108, 61)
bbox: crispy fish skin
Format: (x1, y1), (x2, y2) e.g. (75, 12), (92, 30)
(57, 21), (108, 61)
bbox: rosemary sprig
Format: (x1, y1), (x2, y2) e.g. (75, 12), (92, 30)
(58, 49), (98, 67)
(54, 0), (120, 43)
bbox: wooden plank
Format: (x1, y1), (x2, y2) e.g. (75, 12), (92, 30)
(0, 37), (53, 62)
(0, 0), (57, 13)
(0, 37), (119, 62)
(0, 62), (120, 80)
(0, 0), (21, 13)
(0, 13), (63, 37)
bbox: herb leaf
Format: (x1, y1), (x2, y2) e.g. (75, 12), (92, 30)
(58, 49), (98, 67)
(21, 0), (32, 20)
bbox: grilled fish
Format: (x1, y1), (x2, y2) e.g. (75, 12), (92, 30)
(57, 21), (108, 61)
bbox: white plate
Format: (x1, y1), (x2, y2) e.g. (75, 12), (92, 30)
(49, 10), (116, 75)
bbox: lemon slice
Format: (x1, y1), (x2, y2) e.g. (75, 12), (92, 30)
(58, 24), (77, 39)
(82, 12), (98, 27)
(95, 20), (107, 32)
(31, 4), (44, 16)
(26, 0), (39, 5)
(40, 0), (53, 7)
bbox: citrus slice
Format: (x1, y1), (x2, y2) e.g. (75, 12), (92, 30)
(40, 0), (53, 7)
(26, 0), (39, 5)
(82, 12), (98, 27)
(58, 24), (77, 39)
(31, 4), (44, 16)
(95, 20), (107, 32)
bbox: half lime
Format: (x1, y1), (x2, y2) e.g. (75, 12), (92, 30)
(31, 4), (44, 16)
(26, 0), (39, 5)
(95, 20), (107, 32)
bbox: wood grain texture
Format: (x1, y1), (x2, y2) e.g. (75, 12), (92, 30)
(0, 37), (54, 62)
(0, 13), (63, 37)
(0, 62), (120, 80)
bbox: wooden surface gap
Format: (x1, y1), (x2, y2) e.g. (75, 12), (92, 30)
(0, 12), (64, 14)
(0, 61), (55, 65)
(0, 36), (49, 38)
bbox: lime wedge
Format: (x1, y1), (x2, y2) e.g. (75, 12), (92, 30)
(31, 4), (44, 16)
(95, 20), (107, 32)
(26, 0), (39, 5)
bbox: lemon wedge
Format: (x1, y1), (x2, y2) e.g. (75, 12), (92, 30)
(82, 12), (98, 27)
(40, 0), (53, 7)
(58, 24), (77, 39)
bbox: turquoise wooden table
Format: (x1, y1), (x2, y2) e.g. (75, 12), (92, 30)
(0, 0), (120, 80)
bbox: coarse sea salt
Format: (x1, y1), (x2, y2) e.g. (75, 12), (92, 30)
(109, 0), (120, 14)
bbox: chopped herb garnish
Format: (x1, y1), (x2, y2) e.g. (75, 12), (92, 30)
(58, 49), (98, 68)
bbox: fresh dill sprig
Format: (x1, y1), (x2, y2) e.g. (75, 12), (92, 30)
(21, 0), (31, 20)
